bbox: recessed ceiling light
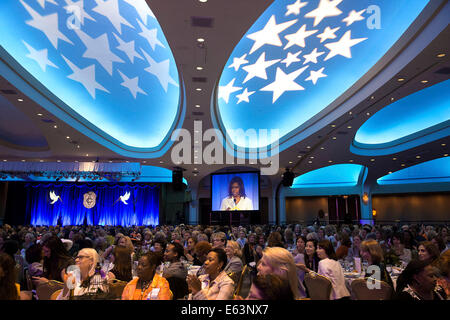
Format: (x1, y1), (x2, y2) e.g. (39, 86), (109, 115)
(17, 98), (24, 102)
(306, 146), (311, 149)
(195, 141), (199, 144)
(194, 174), (197, 176)
(54, 125), (57, 129)
(397, 78), (405, 82)
(390, 97), (395, 101)
(197, 38), (205, 43)
(328, 160), (333, 163)
(195, 104), (201, 108)
(442, 143), (447, 147)
(393, 157), (397, 160)
(297, 155), (301, 158)
(196, 88), (202, 91)
(436, 53), (446, 58)
(57, 160), (61, 162)
(366, 112), (370, 116)
(66, 136), (70, 139)
(37, 113), (43, 116)
(199, 0), (208, 3)
(143, 161), (146, 163)
(421, 80), (428, 84)
(310, 156), (314, 159)
(347, 126), (352, 129)
(444, 154), (449, 157)
(308, 161), (312, 164)
(77, 145), (80, 148)
(2, 160), (7, 162)
(21, 160), (25, 162)
(331, 124), (336, 127)
(39, 160), (43, 162)
(289, 161), (293, 164)
(194, 150), (198, 153)
(388, 171), (392, 174)
(349, 112), (352, 115)
(349, 160), (354, 162)
(194, 156), (198, 159)
(332, 137), (337, 140)
(196, 66), (203, 71)
(86, 154), (89, 157)
(370, 96), (374, 100)
(401, 163), (405, 166)
(109, 160), (112, 163)
(159, 161), (164, 164)
(416, 155), (421, 159)
(320, 147), (325, 150)
(370, 159), (375, 162)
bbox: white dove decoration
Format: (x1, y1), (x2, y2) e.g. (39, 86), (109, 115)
(119, 191), (131, 205)
(49, 191), (62, 204)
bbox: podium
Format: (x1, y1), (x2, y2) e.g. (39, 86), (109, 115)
(209, 211), (260, 226)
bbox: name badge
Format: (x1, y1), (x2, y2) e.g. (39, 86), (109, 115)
(147, 288), (160, 300)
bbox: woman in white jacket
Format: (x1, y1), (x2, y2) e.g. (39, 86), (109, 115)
(317, 240), (350, 300)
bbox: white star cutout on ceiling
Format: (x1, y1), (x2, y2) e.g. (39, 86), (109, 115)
(324, 30), (367, 61)
(242, 52), (280, 83)
(260, 65), (309, 103)
(317, 26), (340, 43)
(281, 50), (302, 67)
(228, 53), (249, 72)
(137, 20), (165, 51)
(246, 15), (297, 54)
(141, 50), (178, 92)
(285, 0), (308, 16)
(304, 0), (343, 27)
(284, 24), (318, 50)
(236, 88), (255, 104)
(113, 33), (143, 63)
(342, 9), (366, 26)
(62, 55), (109, 99)
(305, 67), (327, 84)
(37, 0), (58, 9)
(22, 41), (58, 72)
(20, 0), (73, 49)
(63, 0), (96, 25)
(92, 0), (134, 35)
(123, 0), (155, 25)
(218, 78), (242, 104)
(118, 70), (147, 99)
(74, 29), (124, 75)
(303, 48), (325, 64)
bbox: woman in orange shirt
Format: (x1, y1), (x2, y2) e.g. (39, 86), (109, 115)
(122, 252), (172, 300)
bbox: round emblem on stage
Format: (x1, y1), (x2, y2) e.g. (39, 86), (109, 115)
(83, 191), (96, 209)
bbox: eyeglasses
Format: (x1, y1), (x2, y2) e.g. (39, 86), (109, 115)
(75, 255), (90, 260)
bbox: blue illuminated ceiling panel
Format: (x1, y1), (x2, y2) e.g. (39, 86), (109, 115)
(0, 0), (181, 154)
(291, 164), (364, 188)
(353, 80), (450, 156)
(378, 157), (450, 185)
(216, 0), (429, 151)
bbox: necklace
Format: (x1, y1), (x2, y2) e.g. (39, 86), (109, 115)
(139, 279), (152, 300)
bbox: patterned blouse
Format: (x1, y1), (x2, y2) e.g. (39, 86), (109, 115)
(121, 274), (172, 300)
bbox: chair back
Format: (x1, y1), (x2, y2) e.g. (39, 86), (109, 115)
(166, 277), (189, 300)
(351, 278), (393, 300)
(50, 289), (62, 300)
(234, 265), (250, 298)
(108, 280), (128, 300)
(36, 281), (64, 300)
(304, 272), (332, 300)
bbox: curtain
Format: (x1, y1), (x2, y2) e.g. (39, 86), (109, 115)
(27, 183), (159, 226)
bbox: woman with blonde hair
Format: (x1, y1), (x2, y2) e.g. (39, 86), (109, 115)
(224, 240), (243, 277)
(257, 247), (304, 299)
(360, 240), (394, 287)
(58, 248), (109, 299)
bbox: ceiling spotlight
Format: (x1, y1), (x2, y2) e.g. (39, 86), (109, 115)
(421, 80), (428, 84)
(199, 0), (208, 2)
(54, 125), (57, 129)
(437, 53), (446, 58)
(393, 157), (397, 160)
(444, 154), (449, 157)
(197, 38), (205, 43)
(347, 126), (352, 129)
(297, 155), (301, 158)
(331, 124), (336, 127)
(366, 112), (370, 116)
(37, 113), (43, 116)
(320, 147), (325, 150)
(310, 156), (314, 159)
(397, 78), (405, 82)
(77, 145), (80, 148)
(349, 112), (352, 115)
(390, 97), (395, 101)
(86, 154), (89, 157)
(388, 171), (392, 174)
(306, 146), (311, 149)
(332, 137), (337, 140)
(289, 161), (293, 164)
(66, 136), (70, 139)
(2, 159), (6, 162)
(196, 66), (203, 71)
(401, 164), (405, 167)
(196, 88), (202, 91)
(159, 161), (164, 164)
(21, 160), (25, 162)
(18, 98), (24, 102)
(195, 104), (201, 108)
(349, 160), (354, 162)
(416, 155), (421, 159)
(57, 160), (61, 162)
(308, 161), (312, 164)
(328, 160), (333, 163)
(370, 158), (375, 162)
(40, 160), (44, 162)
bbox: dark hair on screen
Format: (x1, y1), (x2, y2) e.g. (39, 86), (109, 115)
(210, 248), (228, 271)
(318, 240), (337, 260)
(228, 176), (247, 198)
(251, 274), (295, 300)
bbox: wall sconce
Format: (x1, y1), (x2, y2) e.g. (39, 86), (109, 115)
(362, 193), (369, 205)
(372, 209), (377, 217)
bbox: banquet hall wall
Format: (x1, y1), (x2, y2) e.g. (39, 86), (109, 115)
(372, 192), (450, 223)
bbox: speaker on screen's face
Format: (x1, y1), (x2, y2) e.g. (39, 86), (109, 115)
(172, 169), (184, 191)
(282, 169), (295, 187)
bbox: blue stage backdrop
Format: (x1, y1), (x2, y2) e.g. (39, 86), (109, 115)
(26, 183), (159, 226)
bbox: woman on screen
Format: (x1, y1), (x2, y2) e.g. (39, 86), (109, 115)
(220, 176), (253, 211)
